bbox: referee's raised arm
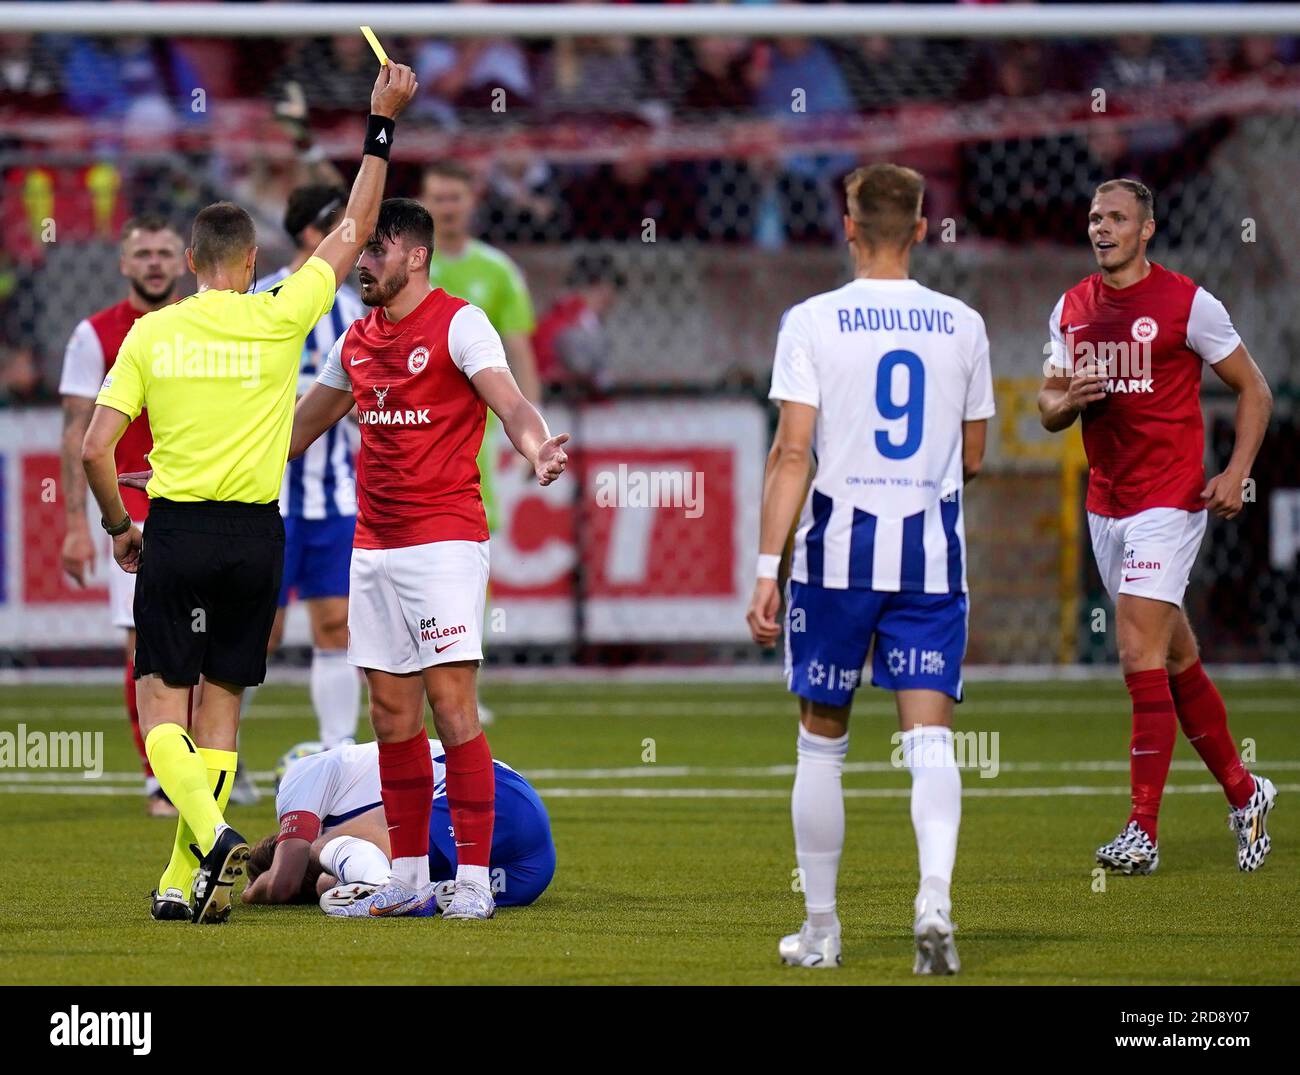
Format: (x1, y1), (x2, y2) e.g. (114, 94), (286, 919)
(76, 56), (417, 929)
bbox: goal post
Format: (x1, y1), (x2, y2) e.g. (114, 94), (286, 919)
(4, 3), (1300, 38)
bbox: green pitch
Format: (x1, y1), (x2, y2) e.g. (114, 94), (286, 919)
(1, 677), (1296, 985)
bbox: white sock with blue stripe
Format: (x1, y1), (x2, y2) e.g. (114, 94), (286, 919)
(900, 725), (961, 908)
(320, 834), (391, 886)
(793, 724), (849, 932)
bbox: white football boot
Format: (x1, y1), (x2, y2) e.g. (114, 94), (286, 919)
(1096, 819), (1159, 875)
(778, 921), (842, 969)
(431, 879), (456, 913)
(319, 881), (380, 912)
(913, 892), (960, 976)
(443, 877), (496, 920)
(1229, 775), (1277, 872)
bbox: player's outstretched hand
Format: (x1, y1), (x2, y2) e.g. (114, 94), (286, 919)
(1201, 470), (1247, 519)
(117, 468), (152, 491)
(370, 63), (418, 119)
(534, 432), (569, 486)
(746, 578), (782, 648)
(113, 524), (143, 574)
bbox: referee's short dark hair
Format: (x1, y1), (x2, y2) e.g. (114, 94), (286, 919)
(191, 201), (256, 272)
(373, 198), (434, 259)
(284, 184), (347, 244)
(1095, 178), (1155, 221)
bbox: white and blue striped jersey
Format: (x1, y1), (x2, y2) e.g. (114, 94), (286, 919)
(255, 266), (365, 519)
(769, 277), (995, 593)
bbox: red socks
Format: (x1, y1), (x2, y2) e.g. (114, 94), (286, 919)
(377, 730), (497, 873)
(378, 730), (434, 862)
(1170, 661), (1254, 810)
(124, 657), (151, 777)
(444, 732), (496, 868)
(1125, 669), (1177, 842)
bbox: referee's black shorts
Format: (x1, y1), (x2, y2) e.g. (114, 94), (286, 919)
(133, 498), (285, 688)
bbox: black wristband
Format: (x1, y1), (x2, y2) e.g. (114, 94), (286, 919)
(102, 514), (132, 537)
(364, 114), (395, 160)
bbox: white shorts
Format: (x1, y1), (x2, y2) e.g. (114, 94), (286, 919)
(1087, 507), (1207, 608)
(347, 540), (489, 674)
(107, 520), (144, 629)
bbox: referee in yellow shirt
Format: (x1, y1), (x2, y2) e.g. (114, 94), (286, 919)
(81, 63), (417, 925)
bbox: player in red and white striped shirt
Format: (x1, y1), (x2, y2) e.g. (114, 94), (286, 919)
(58, 215), (185, 817)
(290, 198), (568, 920)
(1039, 179), (1276, 874)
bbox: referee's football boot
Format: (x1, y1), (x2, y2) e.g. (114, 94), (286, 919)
(442, 877), (496, 920)
(913, 894), (960, 976)
(190, 824), (251, 924)
(778, 921), (842, 969)
(150, 887), (191, 921)
(1228, 775), (1276, 872)
(1096, 819), (1159, 875)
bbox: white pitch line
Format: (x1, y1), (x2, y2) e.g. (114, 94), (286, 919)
(518, 759), (1300, 780)
(523, 782), (1300, 800)
(4, 759), (1300, 785)
(0, 706), (315, 722)
(5, 782), (1298, 800)
(0, 770), (279, 784)
(2, 698), (1296, 722)
(0, 783), (142, 797)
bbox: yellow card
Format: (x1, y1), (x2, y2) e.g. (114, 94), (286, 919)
(360, 26), (389, 66)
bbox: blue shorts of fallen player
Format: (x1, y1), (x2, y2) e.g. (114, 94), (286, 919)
(427, 764), (556, 908)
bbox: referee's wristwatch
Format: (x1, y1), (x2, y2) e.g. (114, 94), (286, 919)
(101, 513), (132, 537)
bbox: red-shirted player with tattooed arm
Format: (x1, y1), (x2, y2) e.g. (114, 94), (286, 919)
(1039, 178), (1276, 875)
(289, 198), (568, 920)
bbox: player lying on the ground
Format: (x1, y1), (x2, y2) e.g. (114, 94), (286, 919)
(1038, 178), (1275, 876)
(241, 739), (555, 914)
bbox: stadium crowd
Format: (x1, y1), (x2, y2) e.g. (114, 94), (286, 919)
(1, 3), (1298, 401)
